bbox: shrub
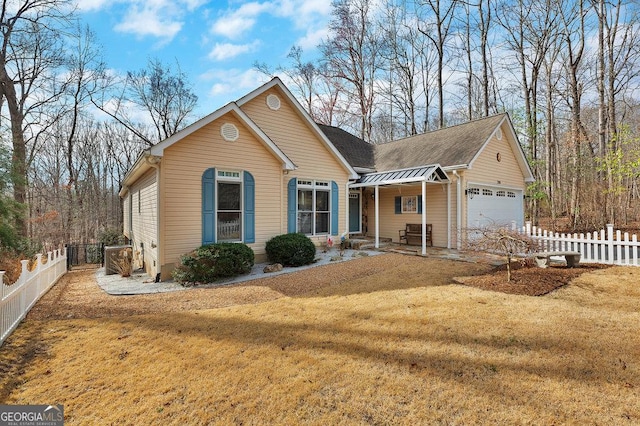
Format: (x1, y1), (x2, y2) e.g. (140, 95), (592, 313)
(265, 233), (316, 267)
(99, 228), (126, 246)
(172, 243), (254, 285)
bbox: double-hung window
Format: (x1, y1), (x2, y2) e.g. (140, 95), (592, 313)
(297, 180), (330, 235)
(217, 171), (242, 241)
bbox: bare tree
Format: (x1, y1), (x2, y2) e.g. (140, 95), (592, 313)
(592, 0), (640, 223)
(320, 0), (387, 140)
(418, 0), (458, 129)
(0, 0), (75, 235)
(463, 225), (537, 282)
(496, 0), (561, 224)
(558, 0), (590, 229)
(92, 58), (198, 146)
(379, 0), (430, 138)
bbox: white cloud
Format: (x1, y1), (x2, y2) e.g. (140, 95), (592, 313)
(212, 2), (273, 39)
(82, 0), (206, 42)
(280, 0), (332, 30)
(211, 0), (331, 41)
(115, 5), (183, 40)
(76, 0), (116, 12)
(296, 27), (328, 50)
(201, 68), (269, 99)
(208, 41), (260, 61)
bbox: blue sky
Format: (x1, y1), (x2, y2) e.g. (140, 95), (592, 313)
(77, 0), (332, 117)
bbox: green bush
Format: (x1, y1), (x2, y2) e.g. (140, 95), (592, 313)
(265, 233), (316, 267)
(98, 228), (126, 246)
(172, 243), (255, 285)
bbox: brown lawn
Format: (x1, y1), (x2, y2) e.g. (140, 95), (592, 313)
(0, 253), (639, 424)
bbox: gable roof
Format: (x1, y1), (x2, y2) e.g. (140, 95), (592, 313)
(236, 78), (359, 179)
(374, 114), (507, 170)
(322, 113), (534, 182)
(120, 102), (297, 194)
(351, 165), (449, 188)
(316, 124), (375, 171)
(147, 102), (296, 170)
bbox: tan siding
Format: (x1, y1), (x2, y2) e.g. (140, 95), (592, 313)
(461, 124), (527, 231)
(241, 88), (351, 236)
(123, 194), (131, 238)
(129, 169), (158, 275)
(160, 112), (283, 270)
(466, 125), (526, 188)
(367, 184), (450, 247)
(449, 176), (462, 248)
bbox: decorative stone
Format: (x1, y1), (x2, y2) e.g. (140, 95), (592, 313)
(351, 251), (370, 258)
(263, 263), (283, 273)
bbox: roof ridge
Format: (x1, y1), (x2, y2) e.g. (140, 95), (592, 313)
(379, 112), (507, 146)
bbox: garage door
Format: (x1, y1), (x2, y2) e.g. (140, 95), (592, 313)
(467, 185), (524, 228)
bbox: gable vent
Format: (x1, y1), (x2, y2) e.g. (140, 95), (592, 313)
(220, 123), (239, 142)
(266, 94), (281, 110)
(495, 128), (503, 140)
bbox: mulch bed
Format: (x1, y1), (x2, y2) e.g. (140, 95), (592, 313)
(455, 262), (612, 296)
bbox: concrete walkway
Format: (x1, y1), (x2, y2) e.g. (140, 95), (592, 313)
(95, 247), (384, 295)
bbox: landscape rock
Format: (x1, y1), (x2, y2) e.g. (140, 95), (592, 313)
(263, 263), (283, 273)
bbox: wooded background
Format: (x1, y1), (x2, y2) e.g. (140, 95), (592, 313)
(1, 0), (639, 255)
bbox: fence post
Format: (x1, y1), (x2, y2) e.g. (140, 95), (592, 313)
(35, 254), (43, 294)
(19, 259), (29, 315)
(607, 224), (614, 264)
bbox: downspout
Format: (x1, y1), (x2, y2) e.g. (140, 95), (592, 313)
(452, 170), (462, 250)
(145, 155), (161, 281)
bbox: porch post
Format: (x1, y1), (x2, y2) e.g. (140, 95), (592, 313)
(345, 182), (350, 235)
(375, 185), (380, 248)
(447, 180), (451, 249)
(421, 180), (427, 255)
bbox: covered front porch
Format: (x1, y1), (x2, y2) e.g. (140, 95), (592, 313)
(348, 165), (451, 256)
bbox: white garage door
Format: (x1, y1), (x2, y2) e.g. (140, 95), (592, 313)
(467, 185), (524, 228)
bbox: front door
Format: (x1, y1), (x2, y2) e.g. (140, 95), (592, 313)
(349, 192), (361, 233)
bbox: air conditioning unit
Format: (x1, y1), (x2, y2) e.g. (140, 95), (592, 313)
(104, 245), (132, 275)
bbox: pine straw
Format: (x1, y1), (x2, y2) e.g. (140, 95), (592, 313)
(1, 255), (639, 424)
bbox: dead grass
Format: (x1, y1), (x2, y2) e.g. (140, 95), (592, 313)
(1, 254), (639, 424)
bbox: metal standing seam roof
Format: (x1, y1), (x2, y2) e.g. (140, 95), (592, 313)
(351, 165), (449, 187)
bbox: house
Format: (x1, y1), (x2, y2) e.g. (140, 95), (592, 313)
(120, 78), (534, 280)
(323, 113), (535, 253)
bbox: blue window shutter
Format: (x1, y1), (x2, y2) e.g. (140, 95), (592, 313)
(418, 196), (423, 214)
(331, 181), (339, 235)
(243, 171), (255, 243)
(287, 178), (297, 233)
(202, 168), (216, 244)
(395, 196), (401, 214)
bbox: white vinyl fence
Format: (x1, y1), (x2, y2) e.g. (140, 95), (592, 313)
(521, 222), (640, 266)
(1, 248), (67, 346)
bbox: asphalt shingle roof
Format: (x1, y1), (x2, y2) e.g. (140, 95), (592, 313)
(319, 114), (508, 173)
(316, 124), (376, 170)
(373, 114), (507, 171)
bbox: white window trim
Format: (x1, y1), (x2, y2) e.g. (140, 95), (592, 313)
(401, 195), (418, 213)
(297, 179), (331, 235)
(216, 170), (243, 242)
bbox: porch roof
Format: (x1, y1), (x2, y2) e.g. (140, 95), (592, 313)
(350, 164), (449, 188)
